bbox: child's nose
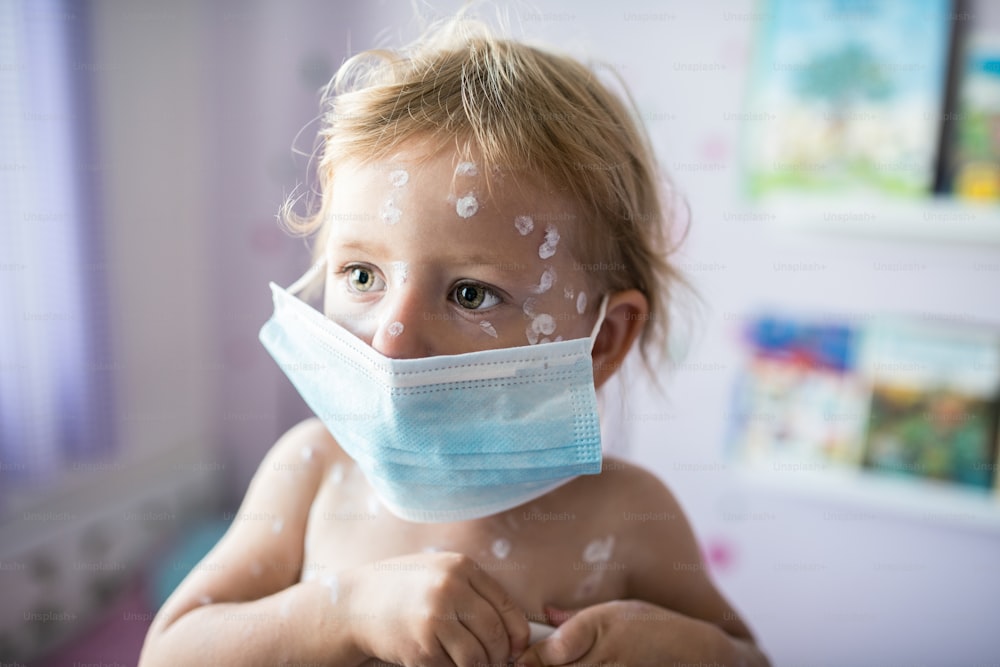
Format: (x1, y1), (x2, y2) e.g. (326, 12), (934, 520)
(370, 291), (437, 359)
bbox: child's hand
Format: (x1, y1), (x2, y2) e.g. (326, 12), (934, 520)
(515, 600), (713, 667)
(346, 551), (530, 666)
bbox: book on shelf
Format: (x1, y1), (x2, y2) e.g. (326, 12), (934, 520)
(729, 313), (1000, 496)
(743, 0), (954, 200)
(858, 318), (1000, 491)
(943, 31), (1000, 200)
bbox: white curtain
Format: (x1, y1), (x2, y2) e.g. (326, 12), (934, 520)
(0, 0), (114, 504)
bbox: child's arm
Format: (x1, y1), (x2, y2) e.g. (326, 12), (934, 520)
(138, 418), (368, 667)
(139, 417), (530, 666)
(518, 465), (771, 666)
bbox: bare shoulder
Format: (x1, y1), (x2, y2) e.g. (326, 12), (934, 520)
(585, 458), (756, 642)
(259, 417), (352, 484)
(267, 416), (341, 462)
(570, 456), (686, 521)
(149, 418), (344, 635)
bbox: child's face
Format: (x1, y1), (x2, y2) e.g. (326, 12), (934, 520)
(323, 146), (598, 358)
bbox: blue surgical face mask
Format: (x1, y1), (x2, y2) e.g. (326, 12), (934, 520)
(259, 260), (607, 523)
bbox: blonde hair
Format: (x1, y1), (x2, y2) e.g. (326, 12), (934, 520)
(283, 14), (693, 369)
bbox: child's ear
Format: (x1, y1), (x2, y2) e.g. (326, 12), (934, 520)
(591, 289), (649, 389)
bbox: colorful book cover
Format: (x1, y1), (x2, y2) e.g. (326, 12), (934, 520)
(945, 35), (1000, 200)
(743, 0), (953, 198)
(858, 319), (1000, 491)
(729, 316), (870, 469)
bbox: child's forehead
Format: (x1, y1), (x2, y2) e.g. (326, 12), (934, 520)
(332, 150), (584, 241)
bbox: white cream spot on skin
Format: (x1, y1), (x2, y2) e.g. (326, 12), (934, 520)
(539, 224), (560, 259)
(389, 169), (409, 187)
(455, 161), (478, 176)
(322, 574), (339, 604)
(532, 267), (557, 294)
(330, 463), (344, 485)
(367, 494), (381, 516)
(574, 570), (603, 601)
(250, 561), (263, 578)
(576, 291), (588, 316)
(583, 535), (615, 563)
(532, 314), (556, 336)
(491, 538), (512, 560)
(391, 261), (408, 286)
(198, 595), (212, 606)
(522, 297), (537, 317)
(422, 545), (441, 553)
(380, 199), (401, 225)
(525, 326), (539, 346)
(514, 215), (534, 235)
(301, 446), (313, 462)
(387, 321), (404, 337)
(272, 517), (284, 534)
(480, 320), (498, 338)
(564, 286), (574, 300)
(456, 193), (479, 218)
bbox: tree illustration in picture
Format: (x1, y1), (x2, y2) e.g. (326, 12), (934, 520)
(793, 42), (894, 188)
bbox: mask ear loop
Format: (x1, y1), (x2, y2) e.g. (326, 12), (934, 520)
(587, 294), (610, 353)
(286, 257), (327, 297)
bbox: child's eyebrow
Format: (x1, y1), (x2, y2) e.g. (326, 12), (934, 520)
(336, 240), (518, 273)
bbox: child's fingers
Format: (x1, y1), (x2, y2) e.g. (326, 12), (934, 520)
(516, 617), (595, 667)
(468, 568), (531, 658)
(434, 618), (490, 667)
(543, 604), (580, 627)
(458, 595), (518, 667)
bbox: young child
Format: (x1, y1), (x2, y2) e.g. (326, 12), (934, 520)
(140, 15), (769, 667)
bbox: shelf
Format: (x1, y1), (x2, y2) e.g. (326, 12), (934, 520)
(733, 463), (1000, 533)
(753, 195), (1000, 245)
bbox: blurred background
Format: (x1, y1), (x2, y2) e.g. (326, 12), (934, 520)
(1, 0), (999, 664)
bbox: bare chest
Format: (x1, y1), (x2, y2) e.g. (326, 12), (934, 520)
(300, 463), (628, 622)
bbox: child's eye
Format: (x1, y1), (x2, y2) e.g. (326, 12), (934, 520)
(346, 265), (385, 293)
(452, 282), (501, 310)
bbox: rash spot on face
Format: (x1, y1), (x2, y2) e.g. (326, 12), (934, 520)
(531, 314), (556, 336)
(538, 224), (560, 259)
(514, 215), (534, 235)
(389, 169), (409, 187)
(391, 261), (408, 286)
(380, 199), (401, 225)
(456, 193), (479, 218)
(532, 267), (557, 294)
